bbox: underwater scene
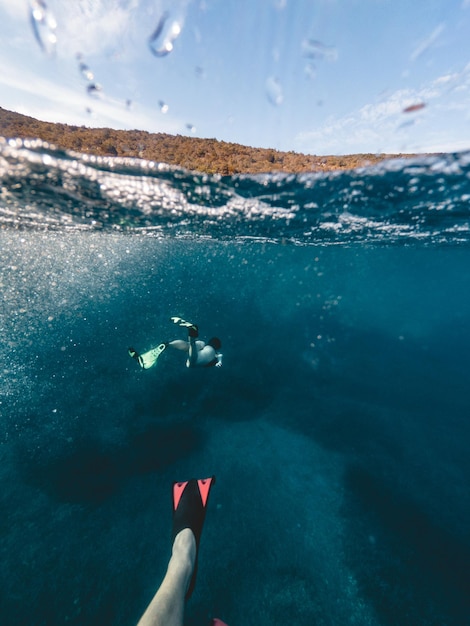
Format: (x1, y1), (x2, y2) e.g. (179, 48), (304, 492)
(1, 139), (470, 625)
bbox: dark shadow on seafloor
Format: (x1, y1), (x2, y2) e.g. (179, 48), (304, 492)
(341, 464), (470, 626)
(262, 309), (470, 626)
(19, 418), (204, 504)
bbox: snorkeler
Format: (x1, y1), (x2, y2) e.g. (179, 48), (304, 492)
(128, 317), (223, 370)
(137, 476), (228, 626)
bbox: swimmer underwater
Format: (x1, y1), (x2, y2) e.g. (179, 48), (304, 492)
(129, 317), (223, 370)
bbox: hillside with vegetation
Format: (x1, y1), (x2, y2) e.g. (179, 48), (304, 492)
(1, 106), (416, 175)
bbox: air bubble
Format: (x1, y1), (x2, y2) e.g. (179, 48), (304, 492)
(78, 61), (94, 82)
(159, 100), (169, 114)
(302, 39), (338, 62)
(397, 119), (415, 131)
(29, 0), (57, 56)
(266, 76), (283, 106)
(77, 53), (104, 99)
(148, 12), (182, 57)
(305, 63), (316, 80)
(87, 83), (103, 98)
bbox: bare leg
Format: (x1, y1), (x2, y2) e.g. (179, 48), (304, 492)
(187, 334), (199, 367)
(184, 322), (200, 368)
(137, 529), (196, 626)
(167, 340), (189, 352)
(169, 319), (199, 366)
(166, 337), (201, 367)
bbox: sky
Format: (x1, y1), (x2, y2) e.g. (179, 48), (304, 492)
(1, 0), (470, 155)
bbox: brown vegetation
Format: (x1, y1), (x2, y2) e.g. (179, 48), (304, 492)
(1, 106), (416, 175)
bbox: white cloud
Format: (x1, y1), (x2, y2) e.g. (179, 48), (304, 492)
(0, 0), (194, 135)
(410, 23), (445, 62)
(296, 70), (470, 154)
(0, 50), (182, 135)
(53, 1), (139, 57)
(0, 0), (28, 19)
(52, 0), (193, 59)
(0, 1), (189, 58)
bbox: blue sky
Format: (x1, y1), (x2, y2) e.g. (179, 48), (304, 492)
(1, 0), (470, 155)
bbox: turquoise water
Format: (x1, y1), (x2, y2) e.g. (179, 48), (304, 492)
(1, 139), (470, 625)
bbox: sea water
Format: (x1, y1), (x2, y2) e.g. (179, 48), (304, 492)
(1, 138), (469, 626)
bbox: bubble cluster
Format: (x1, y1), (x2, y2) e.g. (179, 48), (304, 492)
(302, 38), (338, 80)
(266, 76), (284, 106)
(76, 53), (103, 105)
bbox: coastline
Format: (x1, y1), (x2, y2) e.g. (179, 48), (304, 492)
(1, 106), (427, 175)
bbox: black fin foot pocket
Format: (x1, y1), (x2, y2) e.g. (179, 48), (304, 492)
(171, 476), (216, 599)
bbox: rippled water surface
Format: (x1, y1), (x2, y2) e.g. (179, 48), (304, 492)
(2, 138), (470, 244)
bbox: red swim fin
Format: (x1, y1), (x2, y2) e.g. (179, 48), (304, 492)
(197, 477), (214, 507)
(173, 481), (188, 511)
(171, 476), (216, 599)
